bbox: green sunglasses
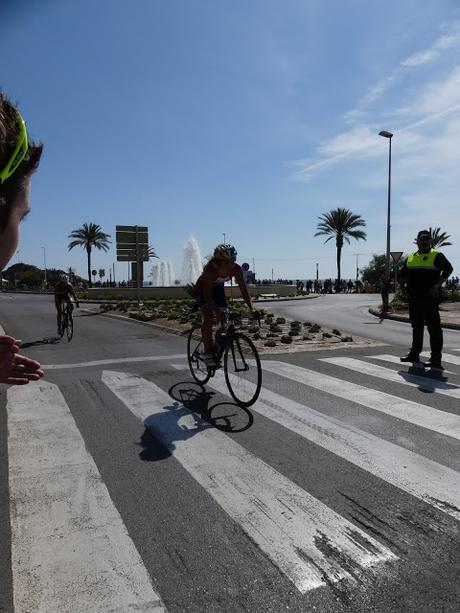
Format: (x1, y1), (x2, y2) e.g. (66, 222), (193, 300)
(0, 112), (28, 184)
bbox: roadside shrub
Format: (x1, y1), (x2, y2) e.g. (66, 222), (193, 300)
(303, 321), (312, 327)
(253, 332), (262, 340)
(248, 325), (260, 334)
(276, 317), (286, 324)
(280, 335), (292, 344)
(267, 332), (279, 338)
(302, 334), (311, 341)
(288, 330), (298, 337)
(341, 336), (353, 342)
(322, 332), (332, 338)
(270, 324), (282, 333)
(264, 340), (277, 347)
(332, 329), (341, 336)
(309, 324), (321, 333)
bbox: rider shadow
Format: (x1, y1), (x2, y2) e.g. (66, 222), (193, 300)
(20, 336), (61, 348)
(169, 381), (254, 433)
(137, 393), (214, 463)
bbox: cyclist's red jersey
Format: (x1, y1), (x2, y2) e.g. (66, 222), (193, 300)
(194, 259), (238, 292)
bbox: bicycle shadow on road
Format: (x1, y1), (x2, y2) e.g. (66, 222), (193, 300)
(169, 381), (254, 433)
(20, 336), (61, 348)
(138, 384), (215, 463)
(137, 381), (254, 463)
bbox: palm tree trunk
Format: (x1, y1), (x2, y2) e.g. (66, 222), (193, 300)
(86, 246), (92, 287)
(336, 236), (343, 289)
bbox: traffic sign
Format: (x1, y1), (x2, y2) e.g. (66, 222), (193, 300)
(241, 262), (250, 271)
(390, 251), (404, 263)
(116, 254), (149, 262)
(115, 225), (148, 233)
(116, 231), (148, 244)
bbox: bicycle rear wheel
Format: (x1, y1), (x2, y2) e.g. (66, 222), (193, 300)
(66, 312), (74, 342)
(224, 333), (262, 407)
(187, 324), (211, 385)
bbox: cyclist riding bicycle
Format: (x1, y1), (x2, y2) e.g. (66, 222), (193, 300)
(54, 275), (79, 335)
(194, 244), (254, 366)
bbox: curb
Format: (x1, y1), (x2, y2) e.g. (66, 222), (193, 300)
(368, 307), (460, 331)
(82, 309), (191, 338)
(85, 308), (383, 353)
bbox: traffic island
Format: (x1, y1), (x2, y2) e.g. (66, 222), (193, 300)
(93, 301), (383, 353)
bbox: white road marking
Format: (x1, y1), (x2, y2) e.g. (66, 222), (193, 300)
(177, 367), (460, 522)
(103, 370), (397, 594)
(259, 360), (460, 440)
(368, 354), (455, 375)
(321, 357), (460, 399)
(7, 381), (167, 613)
(421, 351), (460, 366)
(41, 354), (186, 370)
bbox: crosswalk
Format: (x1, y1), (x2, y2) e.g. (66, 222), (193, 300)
(4, 351), (460, 611)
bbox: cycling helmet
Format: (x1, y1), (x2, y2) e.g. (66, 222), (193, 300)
(213, 244), (237, 262)
(59, 274), (69, 282)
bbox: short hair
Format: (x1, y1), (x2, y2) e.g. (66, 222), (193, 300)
(0, 92), (43, 230)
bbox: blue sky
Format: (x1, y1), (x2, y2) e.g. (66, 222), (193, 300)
(1, 0), (460, 282)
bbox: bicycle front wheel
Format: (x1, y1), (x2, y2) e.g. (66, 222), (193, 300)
(187, 324), (211, 385)
(224, 333), (262, 407)
(66, 313), (74, 342)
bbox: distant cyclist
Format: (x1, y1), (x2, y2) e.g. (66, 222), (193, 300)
(194, 244), (254, 366)
(54, 275), (79, 335)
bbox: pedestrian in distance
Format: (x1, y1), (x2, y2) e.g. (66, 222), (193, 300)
(399, 229), (453, 370)
(0, 91), (44, 384)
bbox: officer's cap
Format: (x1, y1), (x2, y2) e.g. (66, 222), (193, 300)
(417, 230), (431, 240)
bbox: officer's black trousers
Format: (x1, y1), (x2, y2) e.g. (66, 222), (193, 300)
(408, 298), (443, 360)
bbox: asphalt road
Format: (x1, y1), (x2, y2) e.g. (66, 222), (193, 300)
(264, 293), (460, 352)
(0, 293), (459, 613)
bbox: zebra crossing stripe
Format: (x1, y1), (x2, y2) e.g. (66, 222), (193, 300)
(321, 357), (460, 399)
(421, 351), (460, 366)
(367, 354), (455, 375)
(194, 368), (460, 522)
(7, 381), (167, 613)
(103, 370), (397, 594)
(259, 360), (460, 440)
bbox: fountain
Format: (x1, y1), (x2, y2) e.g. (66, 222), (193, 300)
(181, 235), (203, 284)
(149, 260), (175, 286)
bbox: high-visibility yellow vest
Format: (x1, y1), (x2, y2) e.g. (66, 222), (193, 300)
(406, 248), (439, 270)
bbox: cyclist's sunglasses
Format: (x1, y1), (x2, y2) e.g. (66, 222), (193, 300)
(0, 112), (28, 184)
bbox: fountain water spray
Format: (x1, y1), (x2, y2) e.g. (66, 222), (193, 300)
(181, 235), (203, 284)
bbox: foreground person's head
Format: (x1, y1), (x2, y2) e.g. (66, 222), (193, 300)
(0, 92), (43, 270)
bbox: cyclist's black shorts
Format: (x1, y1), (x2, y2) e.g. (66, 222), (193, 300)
(196, 283), (228, 308)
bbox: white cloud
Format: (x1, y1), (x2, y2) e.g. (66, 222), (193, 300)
(345, 24), (460, 121)
(397, 65), (460, 117)
(401, 33), (458, 67)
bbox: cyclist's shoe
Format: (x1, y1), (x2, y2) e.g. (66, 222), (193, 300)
(400, 352), (420, 363)
(203, 353), (217, 368)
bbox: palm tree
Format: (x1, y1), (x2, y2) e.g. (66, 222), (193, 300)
(314, 207), (367, 287)
(68, 223), (111, 286)
(413, 227), (452, 249)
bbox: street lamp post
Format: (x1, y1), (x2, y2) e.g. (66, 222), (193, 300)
(222, 233), (226, 244)
(379, 130), (393, 311)
(41, 247), (47, 288)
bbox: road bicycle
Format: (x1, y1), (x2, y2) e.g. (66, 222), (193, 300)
(59, 301), (74, 342)
(187, 315), (262, 407)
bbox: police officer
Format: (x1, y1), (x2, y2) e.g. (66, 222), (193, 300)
(399, 229), (453, 369)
